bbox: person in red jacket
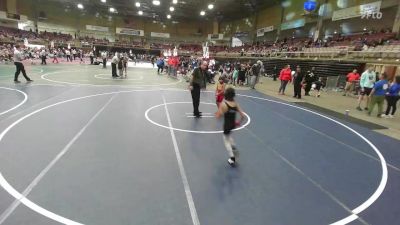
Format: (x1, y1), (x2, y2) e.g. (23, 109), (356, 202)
(278, 65), (292, 95)
(172, 56), (180, 77)
(343, 69), (360, 96)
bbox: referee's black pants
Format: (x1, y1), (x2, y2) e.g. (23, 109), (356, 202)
(191, 83), (201, 116)
(14, 62), (31, 81)
(103, 59), (107, 68)
(111, 63), (117, 77)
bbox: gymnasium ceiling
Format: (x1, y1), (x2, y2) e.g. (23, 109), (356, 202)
(34, 0), (280, 22)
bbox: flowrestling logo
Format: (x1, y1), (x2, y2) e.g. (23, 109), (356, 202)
(361, 11), (383, 19)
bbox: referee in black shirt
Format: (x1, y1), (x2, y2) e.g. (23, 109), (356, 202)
(189, 60), (208, 118)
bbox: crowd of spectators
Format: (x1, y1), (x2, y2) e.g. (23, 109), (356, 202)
(169, 29), (398, 57)
(1, 26), (398, 60)
(0, 26), (72, 44)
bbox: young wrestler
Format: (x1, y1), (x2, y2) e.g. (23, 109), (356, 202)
(216, 87), (246, 166)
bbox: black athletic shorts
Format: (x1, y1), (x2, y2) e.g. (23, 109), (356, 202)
(224, 124), (235, 135)
(360, 87), (372, 96)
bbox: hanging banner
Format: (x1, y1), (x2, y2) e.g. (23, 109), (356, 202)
(116, 27), (144, 36)
(231, 37), (243, 47)
(208, 34), (224, 40)
(256, 26), (274, 37)
(234, 32), (249, 38)
(332, 1), (381, 21)
(257, 28), (265, 37)
(281, 19), (305, 30)
(86, 25), (109, 32)
(151, 32), (170, 38)
(50, 41), (54, 48)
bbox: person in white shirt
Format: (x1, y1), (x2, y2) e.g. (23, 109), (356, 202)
(79, 49), (84, 63)
(65, 49), (71, 62)
(123, 52), (128, 76)
(52, 49), (59, 63)
(13, 45), (32, 83)
(40, 49), (47, 65)
(89, 51), (94, 65)
(357, 67), (377, 111)
(111, 53), (119, 78)
(72, 49), (77, 61)
(101, 51), (107, 69)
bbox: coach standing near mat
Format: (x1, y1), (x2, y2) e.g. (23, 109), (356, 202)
(13, 45), (33, 83)
(189, 60), (208, 118)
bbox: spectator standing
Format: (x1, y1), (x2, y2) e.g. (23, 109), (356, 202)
(232, 67), (239, 86)
(368, 72), (388, 117)
(292, 66), (304, 99)
(65, 49), (71, 62)
(89, 51), (94, 65)
(156, 57), (164, 74)
(383, 75), (400, 118)
(72, 49), (77, 61)
(279, 64), (292, 95)
(357, 67), (376, 111)
(238, 64), (246, 86)
(304, 67), (317, 96)
(272, 66), (278, 81)
(101, 51), (107, 69)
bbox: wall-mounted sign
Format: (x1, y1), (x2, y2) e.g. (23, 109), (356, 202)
(332, 1), (381, 21)
(256, 26), (274, 37)
(281, 19), (305, 30)
(151, 32), (170, 38)
(208, 34), (224, 40)
(116, 27), (144, 36)
(86, 25), (109, 32)
(234, 32), (249, 38)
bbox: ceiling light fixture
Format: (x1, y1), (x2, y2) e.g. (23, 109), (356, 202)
(200, 10), (205, 16)
(101, 0), (106, 3)
(172, 0), (178, 4)
(109, 7), (115, 12)
(77, 3), (84, 9)
(153, 0), (160, 6)
(169, 6), (175, 11)
(208, 4), (214, 9)
(167, 14), (171, 19)
(138, 10), (143, 15)
(135, 2), (141, 7)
